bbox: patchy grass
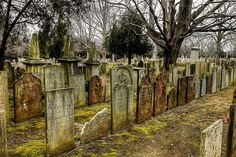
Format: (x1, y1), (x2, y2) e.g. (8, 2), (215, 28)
(101, 149), (118, 157)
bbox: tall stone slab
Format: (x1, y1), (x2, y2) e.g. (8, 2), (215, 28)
(69, 74), (86, 107)
(133, 67), (146, 100)
(0, 72), (9, 119)
(200, 119), (223, 157)
(216, 68), (222, 91)
(136, 76), (153, 123)
(212, 69), (217, 93)
(201, 74), (207, 96)
(177, 77), (187, 106)
(227, 105), (236, 157)
(111, 66), (133, 133)
(45, 88), (75, 156)
(195, 78), (201, 98)
(167, 87), (177, 109)
(206, 74), (212, 94)
(153, 73), (167, 115)
(187, 76), (195, 103)
(221, 69), (226, 89)
(4, 61), (14, 88)
(0, 111), (7, 157)
(88, 75), (103, 105)
(44, 65), (65, 90)
(14, 73), (43, 122)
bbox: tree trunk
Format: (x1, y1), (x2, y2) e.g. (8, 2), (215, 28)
(0, 46), (5, 70)
(163, 43), (181, 70)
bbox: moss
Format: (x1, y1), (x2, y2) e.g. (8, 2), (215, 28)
(14, 140), (45, 157)
(98, 140), (108, 148)
(114, 131), (138, 145)
(101, 149), (118, 157)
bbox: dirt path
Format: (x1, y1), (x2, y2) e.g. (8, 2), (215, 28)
(69, 87), (235, 157)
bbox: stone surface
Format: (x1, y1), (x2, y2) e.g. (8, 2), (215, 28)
(167, 87), (177, 109)
(195, 78), (201, 98)
(45, 88), (75, 156)
(44, 65), (65, 90)
(227, 105), (236, 157)
(69, 74), (86, 107)
(201, 74), (206, 96)
(29, 33), (40, 59)
(153, 73), (167, 115)
(80, 108), (109, 144)
(4, 61), (14, 88)
(0, 71), (9, 120)
(88, 75), (103, 105)
(212, 69), (217, 93)
(187, 76), (195, 103)
(111, 66), (133, 133)
(206, 74), (212, 94)
(14, 73), (43, 123)
(136, 75), (153, 123)
(0, 110), (7, 157)
(177, 77), (187, 106)
(200, 119), (223, 157)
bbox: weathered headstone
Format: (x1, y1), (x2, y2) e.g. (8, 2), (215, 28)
(80, 108), (109, 144)
(111, 66), (133, 133)
(0, 111), (7, 157)
(167, 87), (177, 109)
(226, 105), (236, 157)
(212, 69), (217, 93)
(69, 74), (86, 107)
(14, 73), (43, 122)
(200, 119), (223, 157)
(201, 74), (207, 96)
(45, 88), (75, 156)
(206, 74), (212, 94)
(187, 76), (195, 103)
(153, 73), (167, 115)
(221, 69), (226, 89)
(0, 71), (9, 120)
(195, 78), (201, 98)
(136, 75), (153, 123)
(88, 75), (103, 105)
(4, 61), (14, 88)
(177, 77), (187, 106)
(44, 65), (65, 90)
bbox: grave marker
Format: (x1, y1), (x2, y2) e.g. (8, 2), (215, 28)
(88, 75), (103, 105)
(0, 111), (7, 157)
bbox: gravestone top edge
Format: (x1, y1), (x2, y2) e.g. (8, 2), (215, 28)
(45, 87), (74, 92)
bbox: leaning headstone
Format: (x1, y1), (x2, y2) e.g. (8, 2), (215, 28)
(14, 73), (43, 123)
(187, 76), (195, 103)
(80, 108), (109, 144)
(88, 75), (103, 105)
(111, 66), (133, 133)
(45, 88), (75, 156)
(153, 73), (167, 115)
(136, 75), (153, 123)
(0, 71), (9, 120)
(200, 119), (223, 157)
(0, 111), (7, 157)
(177, 77), (187, 106)
(226, 105), (236, 157)
(44, 65), (65, 90)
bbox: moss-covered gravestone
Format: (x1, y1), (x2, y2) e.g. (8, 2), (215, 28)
(44, 65), (65, 90)
(88, 75), (103, 105)
(0, 110), (7, 157)
(111, 66), (133, 133)
(177, 76), (187, 106)
(14, 73), (43, 123)
(45, 88), (75, 156)
(136, 75), (153, 123)
(153, 73), (167, 115)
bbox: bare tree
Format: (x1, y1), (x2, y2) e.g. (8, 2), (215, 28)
(106, 0), (236, 69)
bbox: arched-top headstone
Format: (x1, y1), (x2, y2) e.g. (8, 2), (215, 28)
(111, 65), (133, 133)
(14, 73), (43, 122)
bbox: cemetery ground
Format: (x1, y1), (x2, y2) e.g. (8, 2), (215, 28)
(7, 87), (234, 157)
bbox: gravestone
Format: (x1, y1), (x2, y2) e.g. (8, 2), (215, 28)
(80, 108), (109, 144)
(206, 74), (212, 94)
(200, 119), (223, 157)
(226, 105), (236, 157)
(153, 73), (167, 115)
(69, 74), (86, 107)
(221, 69), (226, 89)
(177, 77), (187, 106)
(14, 73), (43, 122)
(88, 75), (103, 105)
(0, 111), (7, 157)
(138, 60), (144, 67)
(44, 65), (65, 90)
(29, 33), (40, 59)
(4, 61), (14, 88)
(185, 62), (191, 76)
(0, 71), (9, 120)
(212, 69), (217, 93)
(111, 66), (133, 133)
(167, 87), (177, 109)
(195, 78), (201, 98)
(133, 67), (146, 100)
(187, 76), (195, 103)
(45, 88), (75, 156)
(136, 75), (153, 123)
(201, 74), (207, 96)
(148, 68), (157, 84)
(216, 68), (222, 91)
(190, 47), (200, 60)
